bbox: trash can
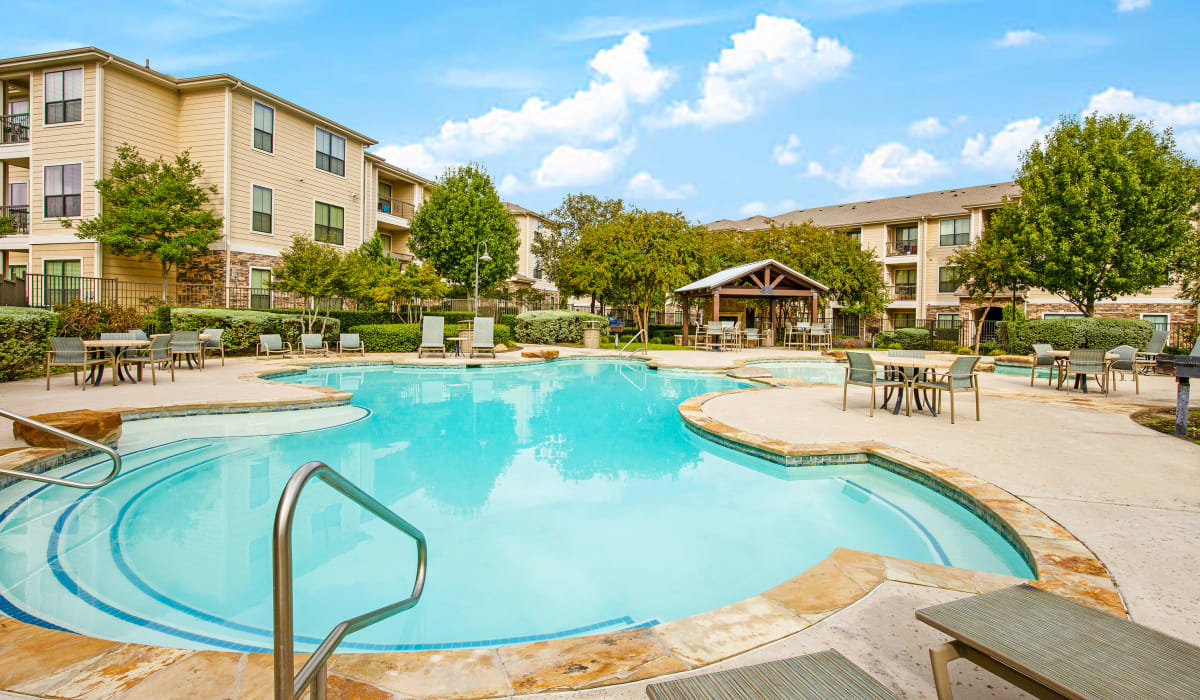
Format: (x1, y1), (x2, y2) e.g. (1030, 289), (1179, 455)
(583, 326), (601, 349)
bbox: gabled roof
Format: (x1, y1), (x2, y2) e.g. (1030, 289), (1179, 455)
(676, 259), (829, 294)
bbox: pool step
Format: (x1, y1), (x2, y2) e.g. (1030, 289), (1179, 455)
(625, 618), (662, 629)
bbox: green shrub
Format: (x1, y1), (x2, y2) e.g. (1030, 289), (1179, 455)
(1001, 303), (1025, 323)
(500, 314), (519, 330)
(955, 346), (973, 355)
(931, 339), (957, 352)
(874, 331), (897, 347)
(516, 310), (607, 344)
(55, 300), (145, 338)
(171, 308), (339, 353)
(155, 305), (173, 333)
(999, 318), (1153, 355)
(896, 327), (931, 350)
(886, 342), (903, 350)
(990, 348), (1007, 356)
(0, 307), (59, 381)
(348, 322), (513, 352)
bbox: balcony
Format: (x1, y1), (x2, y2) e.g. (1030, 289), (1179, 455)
(377, 197), (416, 221)
(893, 283), (917, 301)
(1, 206), (28, 234)
(886, 239), (918, 257)
(1, 114), (29, 144)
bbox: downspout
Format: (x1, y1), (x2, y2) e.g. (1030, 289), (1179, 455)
(223, 81), (239, 306)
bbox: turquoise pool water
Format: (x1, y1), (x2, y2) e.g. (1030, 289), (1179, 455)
(746, 359), (846, 384)
(0, 359), (1032, 652)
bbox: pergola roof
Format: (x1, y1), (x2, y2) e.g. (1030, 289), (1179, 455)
(675, 259), (829, 296)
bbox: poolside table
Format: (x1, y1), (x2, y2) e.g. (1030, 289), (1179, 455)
(880, 356), (958, 417)
(917, 584), (1200, 699)
(82, 338), (150, 386)
(1048, 350), (1118, 393)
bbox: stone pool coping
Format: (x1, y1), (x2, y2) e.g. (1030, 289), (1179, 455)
(0, 357), (1127, 699)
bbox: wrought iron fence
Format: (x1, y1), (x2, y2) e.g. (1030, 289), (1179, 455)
(23, 274), (335, 313)
(377, 197), (416, 219)
(1, 206), (29, 234)
(1, 114), (29, 144)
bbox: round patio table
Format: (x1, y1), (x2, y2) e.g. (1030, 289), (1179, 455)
(880, 356), (960, 417)
(1048, 350), (1119, 393)
(82, 339), (150, 386)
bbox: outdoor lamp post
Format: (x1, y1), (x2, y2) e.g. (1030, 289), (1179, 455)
(473, 240), (491, 313)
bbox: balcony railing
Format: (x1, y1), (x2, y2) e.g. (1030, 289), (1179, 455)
(377, 197), (416, 220)
(21, 274), (339, 312)
(886, 240), (918, 256)
(1, 206), (29, 234)
(893, 283), (917, 300)
(1, 114), (29, 144)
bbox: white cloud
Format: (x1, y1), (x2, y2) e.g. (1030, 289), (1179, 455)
(1116, 0), (1150, 11)
(841, 142), (947, 189)
(907, 116), (947, 138)
(993, 29), (1043, 48)
(739, 199), (798, 217)
(374, 143), (451, 178)
(961, 118), (1050, 170)
(559, 14), (726, 41)
(804, 161), (827, 178)
(650, 15), (853, 128)
(377, 32), (672, 176)
(1087, 87), (1200, 154)
(531, 143), (631, 188)
(626, 172), (697, 199)
(772, 134), (802, 165)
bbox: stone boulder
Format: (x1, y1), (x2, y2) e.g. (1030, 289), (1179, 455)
(521, 349), (560, 360)
(13, 409), (122, 449)
(823, 349), (847, 360)
(495, 344), (508, 353)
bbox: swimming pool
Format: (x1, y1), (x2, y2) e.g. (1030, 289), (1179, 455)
(745, 359), (846, 384)
(0, 359), (1032, 653)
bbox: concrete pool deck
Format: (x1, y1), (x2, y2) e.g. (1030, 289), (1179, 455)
(0, 347), (1195, 699)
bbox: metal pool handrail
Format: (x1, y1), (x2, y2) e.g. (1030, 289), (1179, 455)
(0, 407), (122, 489)
(618, 328), (647, 357)
(273, 461), (427, 700)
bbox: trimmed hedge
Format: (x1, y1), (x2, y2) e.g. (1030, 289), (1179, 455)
(515, 310), (607, 344)
(171, 308), (340, 353)
(896, 327), (931, 350)
(999, 318), (1154, 355)
(348, 323), (514, 353)
(0, 307), (59, 381)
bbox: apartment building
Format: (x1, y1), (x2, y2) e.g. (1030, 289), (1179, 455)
(708, 182), (1196, 334)
(503, 202), (558, 301)
(0, 47), (549, 309)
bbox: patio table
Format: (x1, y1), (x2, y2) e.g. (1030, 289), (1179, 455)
(1048, 350), (1118, 393)
(82, 338), (150, 386)
(880, 356), (959, 417)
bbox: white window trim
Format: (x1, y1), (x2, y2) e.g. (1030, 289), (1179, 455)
(248, 265), (273, 305)
(1042, 311), (1084, 319)
(250, 183), (274, 236)
(41, 162), (85, 221)
(936, 312), (961, 321)
(42, 66), (86, 128)
(313, 126), (347, 180)
(312, 198), (346, 247)
(250, 101), (276, 156)
(938, 217), (971, 247)
(1139, 312), (1170, 322)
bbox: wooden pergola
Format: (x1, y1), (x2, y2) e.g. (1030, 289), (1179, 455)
(675, 259), (830, 346)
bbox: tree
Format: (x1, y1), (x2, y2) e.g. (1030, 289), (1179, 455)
(270, 237), (351, 334)
(1012, 113), (1200, 316)
(67, 143), (222, 300)
(948, 203), (1030, 352)
(534, 193), (625, 305)
(1172, 221), (1200, 305)
(408, 163), (518, 296)
(367, 262), (447, 322)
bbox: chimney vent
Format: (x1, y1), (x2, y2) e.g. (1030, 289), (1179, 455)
(145, 59), (150, 68)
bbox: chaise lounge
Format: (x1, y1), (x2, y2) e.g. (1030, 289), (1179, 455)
(418, 316), (445, 358)
(646, 649), (897, 699)
(471, 317), (496, 358)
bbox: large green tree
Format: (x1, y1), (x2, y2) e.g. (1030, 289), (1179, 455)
(67, 143), (222, 300)
(948, 203), (1031, 352)
(270, 236), (352, 334)
(1012, 113), (1199, 316)
(409, 163), (518, 295)
(533, 193), (625, 301)
(1171, 214), (1200, 306)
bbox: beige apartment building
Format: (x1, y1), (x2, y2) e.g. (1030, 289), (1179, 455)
(0, 47), (551, 309)
(504, 202), (558, 300)
(708, 182), (1197, 335)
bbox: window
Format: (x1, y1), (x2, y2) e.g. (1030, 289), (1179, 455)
(43, 259), (81, 306)
(891, 312), (916, 329)
(1043, 312), (1084, 320)
(44, 68), (83, 124)
(314, 202), (344, 244)
(7, 265), (25, 281)
(1141, 313), (1170, 331)
(378, 233), (392, 256)
(936, 312), (960, 328)
(44, 164), (82, 217)
(839, 227), (862, 244)
(7, 99), (28, 115)
(891, 224), (918, 255)
(251, 185), (273, 234)
(250, 268), (271, 309)
(253, 102), (274, 153)
(939, 266), (960, 293)
(315, 128), (346, 176)
(893, 268), (916, 285)
(939, 217), (970, 246)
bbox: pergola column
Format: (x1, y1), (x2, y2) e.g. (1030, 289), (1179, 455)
(712, 289), (720, 323)
(681, 295), (690, 345)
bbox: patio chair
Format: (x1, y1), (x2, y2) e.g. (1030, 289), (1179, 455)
(121, 334), (174, 385)
(256, 333), (292, 359)
(843, 351), (910, 417)
(169, 331), (204, 368)
(471, 317), (496, 358)
(646, 649), (898, 700)
(1029, 343), (1056, 386)
(913, 355), (981, 424)
(299, 333), (330, 356)
(45, 337), (107, 391)
(744, 328), (761, 348)
(887, 348), (926, 387)
(809, 322), (831, 351)
(1135, 329), (1168, 374)
(1108, 344), (1140, 394)
(338, 333), (365, 356)
(202, 328), (225, 366)
(787, 322), (810, 348)
(418, 315), (445, 358)
(704, 321), (725, 351)
(128, 329), (148, 341)
(1060, 348), (1108, 394)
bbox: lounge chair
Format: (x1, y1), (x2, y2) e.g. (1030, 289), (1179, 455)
(202, 328), (225, 366)
(299, 333), (330, 356)
(843, 351), (910, 417)
(257, 333), (292, 359)
(1136, 329), (1168, 374)
(1029, 343), (1056, 386)
(913, 355), (981, 423)
(169, 331), (204, 368)
(45, 337), (107, 391)
(471, 317), (495, 358)
(122, 334), (174, 385)
(918, 584), (1200, 700)
(646, 649), (897, 700)
(1108, 344), (1140, 393)
(338, 333), (365, 356)
(1059, 348), (1108, 394)
(418, 315), (445, 358)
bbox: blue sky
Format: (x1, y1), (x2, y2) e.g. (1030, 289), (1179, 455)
(5, 0), (1199, 223)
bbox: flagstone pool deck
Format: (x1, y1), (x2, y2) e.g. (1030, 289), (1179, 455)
(0, 348), (1195, 699)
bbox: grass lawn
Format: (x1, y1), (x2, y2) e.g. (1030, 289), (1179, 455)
(1132, 407), (1199, 444)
